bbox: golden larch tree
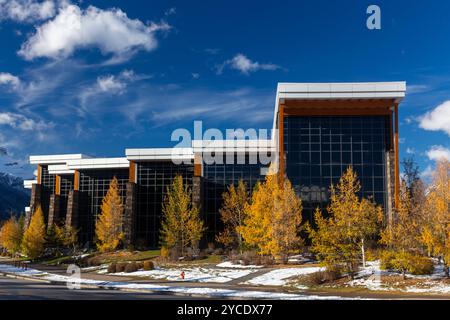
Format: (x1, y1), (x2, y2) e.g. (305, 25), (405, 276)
(308, 167), (381, 275)
(271, 178), (303, 262)
(95, 177), (124, 252)
(216, 180), (250, 252)
(239, 171), (303, 260)
(0, 215), (23, 255)
(160, 175), (204, 256)
(422, 159), (450, 276)
(22, 206), (46, 259)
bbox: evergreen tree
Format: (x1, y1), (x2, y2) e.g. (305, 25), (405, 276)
(216, 180), (250, 252)
(160, 175), (204, 256)
(308, 167), (381, 275)
(0, 215), (22, 255)
(22, 206), (46, 259)
(95, 177), (124, 252)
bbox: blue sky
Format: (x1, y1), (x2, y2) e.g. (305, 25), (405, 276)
(0, 0), (449, 179)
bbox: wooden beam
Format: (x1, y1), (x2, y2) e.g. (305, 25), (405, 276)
(284, 108), (391, 116)
(284, 99), (396, 109)
(394, 104), (400, 210)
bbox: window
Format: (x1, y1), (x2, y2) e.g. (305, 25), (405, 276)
(284, 115), (389, 222)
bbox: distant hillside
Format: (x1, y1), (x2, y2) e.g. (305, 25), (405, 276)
(0, 172), (30, 220)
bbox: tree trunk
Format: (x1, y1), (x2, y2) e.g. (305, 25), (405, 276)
(361, 238), (366, 268)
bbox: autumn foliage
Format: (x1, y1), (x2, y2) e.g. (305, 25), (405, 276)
(216, 180), (249, 252)
(238, 171), (303, 261)
(95, 177), (124, 252)
(308, 167), (382, 275)
(22, 206), (46, 259)
(0, 215), (23, 255)
(160, 175), (204, 256)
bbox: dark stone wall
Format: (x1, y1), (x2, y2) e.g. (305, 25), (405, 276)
(26, 183), (42, 228)
(65, 190), (80, 230)
(47, 194), (61, 230)
(192, 176), (203, 210)
(124, 182), (137, 248)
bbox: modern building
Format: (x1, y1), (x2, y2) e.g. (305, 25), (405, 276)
(24, 82), (405, 248)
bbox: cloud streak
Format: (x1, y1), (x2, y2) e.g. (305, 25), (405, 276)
(216, 54), (281, 75)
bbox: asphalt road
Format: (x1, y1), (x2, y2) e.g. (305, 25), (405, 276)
(0, 275), (198, 300)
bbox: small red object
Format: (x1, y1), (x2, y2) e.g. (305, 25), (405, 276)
(180, 271), (185, 280)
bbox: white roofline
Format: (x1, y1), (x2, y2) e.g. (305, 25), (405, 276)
(126, 148), (194, 161)
(24, 179), (37, 189)
(30, 154), (89, 165)
(47, 164), (75, 175)
(66, 157), (129, 170)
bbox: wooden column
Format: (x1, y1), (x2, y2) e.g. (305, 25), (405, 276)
(55, 175), (61, 196)
(37, 164), (42, 184)
(73, 170), (79, 191)
(278, 103), (285, 182)
(129, 161), (137, 183)
(394, 104), (400, 209)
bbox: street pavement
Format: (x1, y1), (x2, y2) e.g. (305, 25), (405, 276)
(0, 275), (199, 300)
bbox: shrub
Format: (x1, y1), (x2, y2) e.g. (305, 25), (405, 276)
(87, 257), (102, 267)
(136, 262), (144, 270)
(143, 260), (154, 271)
(213, 248), (224, 256)
(107, 263), (117, 273)
(380, 250), (397, 270)
(305, 270), (341, 286)
(125, 262), (138, 273)
(366, 248), (382, 262)
(260, 256), (274, 266)
(381, 250), (434, 277)
(160, 246), (170, 259)
(115, 262), (127, 273)
(406, 255), (434, 275)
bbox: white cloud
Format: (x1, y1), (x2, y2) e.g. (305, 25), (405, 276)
(97, 75), (126, 93)
(19, 4), (170, 61)
(419, 100), (450, 136)
(420, 165), (434, 182)
(217, 54), (281, 75)
(0, 0), (56, 22)
(0, 72), (20, 87)
(191, 73), (200, 79)
(0, 112), (52, 131)
(426, 145), (450, 162)
(406, 147), (415, 154)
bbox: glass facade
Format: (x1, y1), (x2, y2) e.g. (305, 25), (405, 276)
(58, 174), (73, 223)
(135, 161), (194, 248)
(78, 169), (128, 245)
(203, 154), (267, 241)
(40, 165), (56, 222)
(284, 115), (390, 223)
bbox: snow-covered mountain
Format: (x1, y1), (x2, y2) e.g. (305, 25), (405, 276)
(0, 172), (30, 220)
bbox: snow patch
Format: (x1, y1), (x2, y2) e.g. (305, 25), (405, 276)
(109, 266), (258, 283)
(216, 261), (263, 269)
(245, 267), (324, 286)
